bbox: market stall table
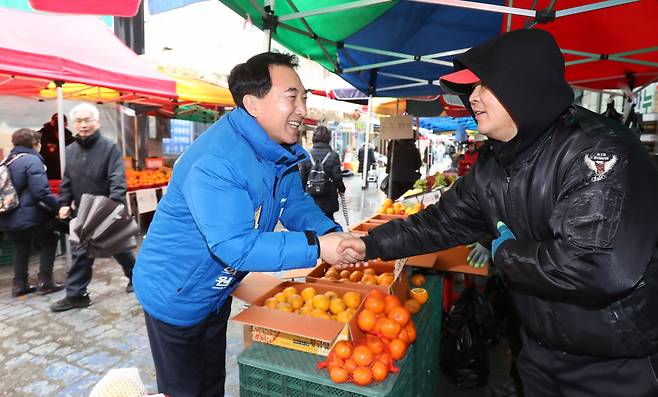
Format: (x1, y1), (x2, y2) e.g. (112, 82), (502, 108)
(237, 272), (443, 397)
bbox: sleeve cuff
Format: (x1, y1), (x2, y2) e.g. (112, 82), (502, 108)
(304, 230), (321, 259)
(322, 224), (343, 234)
(361, 235), (381, 260)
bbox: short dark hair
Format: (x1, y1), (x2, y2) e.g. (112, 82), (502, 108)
(228, 52), (299, 109)
(12, 128), (40, 148)
(312, 126), (332, 144)
(50, 113), (67, 123)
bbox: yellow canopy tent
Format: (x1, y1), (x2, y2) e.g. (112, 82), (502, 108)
(37, 70), (234, 108)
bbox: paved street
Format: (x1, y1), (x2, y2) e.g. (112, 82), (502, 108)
(0, 171), (387, 396)
(0, 169), (510, 396)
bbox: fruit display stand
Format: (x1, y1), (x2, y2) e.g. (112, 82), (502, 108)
(237, 273), (443, 397)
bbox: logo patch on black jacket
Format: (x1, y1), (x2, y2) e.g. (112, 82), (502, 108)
(584, 152), (617, 182)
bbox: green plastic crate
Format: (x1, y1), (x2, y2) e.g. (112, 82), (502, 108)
(238, 273), (442, 397)
(0, 236), (14, 266)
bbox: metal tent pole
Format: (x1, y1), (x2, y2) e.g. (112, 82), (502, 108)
(120, 104), (126, 158)
(55, 82), (72, 269)
(263, 0), (275, 51)
(362, 95), (373, 189)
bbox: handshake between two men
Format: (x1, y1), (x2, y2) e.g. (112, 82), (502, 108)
(317, 232), (369, 267)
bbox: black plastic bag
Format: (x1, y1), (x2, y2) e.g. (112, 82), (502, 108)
(483, 272), (513, 341)
(440, 286), (494, 388)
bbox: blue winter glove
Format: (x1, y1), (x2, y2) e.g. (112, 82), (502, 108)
(491, 221), (516, 258)
(466, 242), (491, 268)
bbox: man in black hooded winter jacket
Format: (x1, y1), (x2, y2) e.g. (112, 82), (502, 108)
(334, 29), (658, 396)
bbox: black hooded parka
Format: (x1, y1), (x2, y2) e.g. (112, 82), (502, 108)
(363, 30), (658, 358)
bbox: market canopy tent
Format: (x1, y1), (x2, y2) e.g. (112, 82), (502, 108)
(216, 0), (658, 96)
(28, 0), (142, 17)
(0, 7), (176, 101)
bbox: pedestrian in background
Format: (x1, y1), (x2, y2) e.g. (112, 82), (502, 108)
(300, 126), (346, 221)
(38, 113), (74, 180)
(51, 103), (135, 312)
(0, 128), (64, 297)
(357, 142), (376, 174)
(385, 138), (421, 200)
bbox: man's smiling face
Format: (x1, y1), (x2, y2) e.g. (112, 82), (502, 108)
(251, 65), (307, 145)
(469, 83), (517, 142)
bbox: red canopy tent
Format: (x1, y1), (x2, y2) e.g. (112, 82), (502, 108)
(0, 7), (176, 101)
(505, 0), (658, 91)
(0, 7), (177, 179)
(28, 0), (142, 17)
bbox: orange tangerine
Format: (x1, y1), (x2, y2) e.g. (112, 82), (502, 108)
(371, 360), (389, 382)
(410, 288), (429, 304)
(403, 299), (421, 314)
(364, 297), (385, 314)
(404, 323), (417, 343)
(287, 294), (304, 310)
(352, 366), (373, 386)
(349, 270), (364, 283)
(389, 339), (407, 360)
(342, 291), (362, 309)
(336, 311), (353, 323)
(351, 345), (374, 367)
(387, 306), (411, 328)
(275, 302), (293, 312)
(361, 274), (378, 285)
(274, 292), (287, 303)
(377, 273), (394, 286)
(329, 366), (349, 383)
(300, 287), (317, 302)
(410, 274), (426, 287)
(383, 295), (402, 313)
(357, 309), (376, 332)
(282, 286), (298, 297)
(264, 297), (278, 309)
(329, 298), (346, 314)
(367, 289), (385, 300)
(333, 340), (353, 360)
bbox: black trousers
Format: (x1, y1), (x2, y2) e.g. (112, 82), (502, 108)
(517, 330), (658, 397)
(389, 180), (415, 201)
(8, 225), (58, 281)
(65, 244), (134, 297)
(145, 297), (232, 397)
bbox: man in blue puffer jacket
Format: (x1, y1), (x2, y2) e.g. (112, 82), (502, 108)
(133, 52), (353, 397)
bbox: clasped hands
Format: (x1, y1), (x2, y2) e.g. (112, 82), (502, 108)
(318, 232), (368, 268)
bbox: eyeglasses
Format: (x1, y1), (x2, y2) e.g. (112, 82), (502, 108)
(73, 118), (97, 124)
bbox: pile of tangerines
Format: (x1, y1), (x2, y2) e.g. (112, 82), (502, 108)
(321, 265), (395, 287)
(318, 274), (430, 387)
(262, 286), (362, 323)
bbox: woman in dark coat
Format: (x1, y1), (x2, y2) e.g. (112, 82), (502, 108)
(300, 126), (346, 222)
(386, 139), (422, 200)
(0, 129), (64, 297)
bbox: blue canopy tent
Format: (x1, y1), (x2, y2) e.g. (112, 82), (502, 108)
(419, 116), (477, 133)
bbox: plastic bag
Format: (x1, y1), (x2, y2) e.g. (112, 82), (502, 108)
(440, 286), (494, 388)
(483, 272), (512, 342)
